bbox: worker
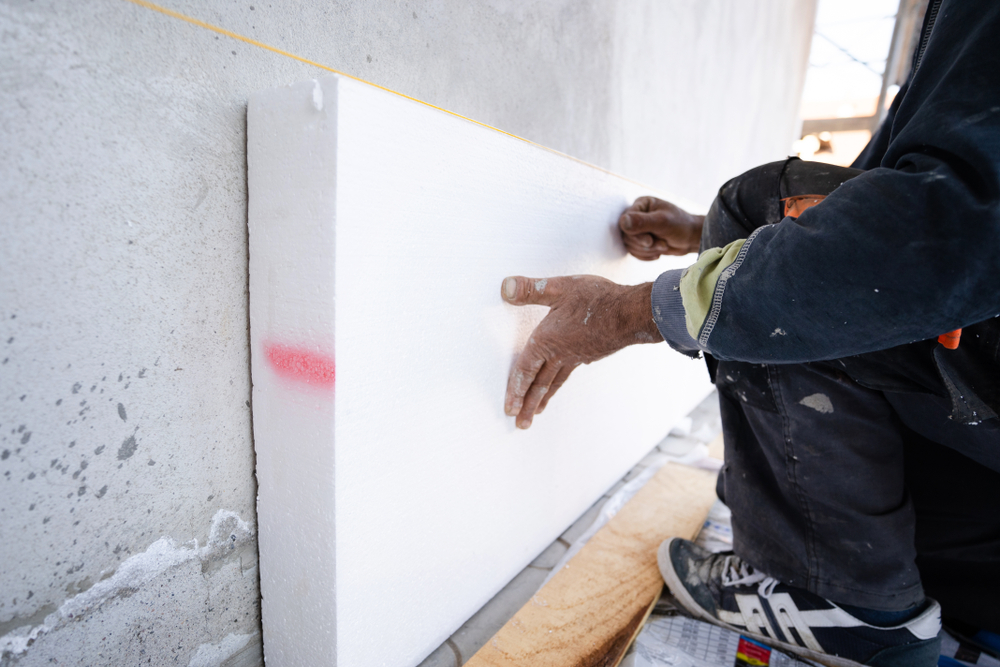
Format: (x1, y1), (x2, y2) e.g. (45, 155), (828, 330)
(500, 1), (999, 665)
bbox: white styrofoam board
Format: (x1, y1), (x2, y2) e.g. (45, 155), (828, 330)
(248, 75), (713, 667)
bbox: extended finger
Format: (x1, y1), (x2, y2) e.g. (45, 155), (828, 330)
(505, 352), (544, 416)
(516, 360), (563, 429)
(535, 364), (576, 414)
(501, 275), (566, 307)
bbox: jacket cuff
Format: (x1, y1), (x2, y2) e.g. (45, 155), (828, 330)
(651, 268), (703, 358)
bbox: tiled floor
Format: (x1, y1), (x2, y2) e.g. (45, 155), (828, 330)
(417, 391), (723, 667)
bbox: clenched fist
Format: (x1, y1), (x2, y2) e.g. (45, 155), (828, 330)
(618, 196), (704, 260)
(501, 275), (663, 429)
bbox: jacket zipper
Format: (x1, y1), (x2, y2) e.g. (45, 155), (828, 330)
(913, 0), (942, 73)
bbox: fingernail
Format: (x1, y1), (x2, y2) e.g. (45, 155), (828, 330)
(517, 419), (531, 429)
(503, 277), (517, 300)
(639, 235), (652, 247)
(622, 214), (632, 230)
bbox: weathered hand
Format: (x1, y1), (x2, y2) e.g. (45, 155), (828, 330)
(618, 196), (704, 260)
(501, 275), (663, 429)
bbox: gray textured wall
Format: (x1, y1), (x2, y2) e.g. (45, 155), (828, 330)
(0, 1), (814, 665)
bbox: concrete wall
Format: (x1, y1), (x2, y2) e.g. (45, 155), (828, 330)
(0, 1), (815, 665)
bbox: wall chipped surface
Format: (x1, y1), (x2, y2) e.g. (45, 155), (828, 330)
(0, 0), (815, 665)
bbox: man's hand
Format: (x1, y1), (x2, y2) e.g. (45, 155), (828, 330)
(501, 275), (663, 429)
(619, 196), (704, 260)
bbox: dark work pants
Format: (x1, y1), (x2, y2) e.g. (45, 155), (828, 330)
(704, 159), (1000, 629)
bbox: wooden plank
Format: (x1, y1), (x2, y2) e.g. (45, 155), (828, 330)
(465, 463), (718, 667)
(605, 597), (658, 667)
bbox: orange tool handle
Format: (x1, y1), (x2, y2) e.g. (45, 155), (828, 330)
(782, 195), (827, 218)
(938, 329), (962, 350)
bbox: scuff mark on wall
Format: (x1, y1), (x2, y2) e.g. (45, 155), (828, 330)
(116, 433), (138, 460)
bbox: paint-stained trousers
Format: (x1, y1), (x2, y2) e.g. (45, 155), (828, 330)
(702, 159), (1000, 630)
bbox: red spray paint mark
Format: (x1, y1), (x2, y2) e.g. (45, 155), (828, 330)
(264, 342), (335, 388)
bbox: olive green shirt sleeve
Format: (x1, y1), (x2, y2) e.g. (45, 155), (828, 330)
(679, 238), (747, 341)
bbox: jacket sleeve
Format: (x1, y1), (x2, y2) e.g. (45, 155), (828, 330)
(653, 0), (1000, 364)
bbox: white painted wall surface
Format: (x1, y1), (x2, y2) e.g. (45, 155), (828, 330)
(0, 1), (815, 666)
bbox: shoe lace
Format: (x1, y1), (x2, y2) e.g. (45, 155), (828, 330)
(720, 555), (779, 599)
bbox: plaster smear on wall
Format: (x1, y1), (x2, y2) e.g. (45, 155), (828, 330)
(248, 75), (715, 667)
(188, 633), (256, 667)
(0, 510), (255, 665)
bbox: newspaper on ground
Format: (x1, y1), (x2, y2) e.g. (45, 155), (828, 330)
(940, 630), (1000, 667)
(622, 614), (820, 667)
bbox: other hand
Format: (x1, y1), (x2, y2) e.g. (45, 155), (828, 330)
(618, 196), (704, 260)
(501, 275), (662, 429)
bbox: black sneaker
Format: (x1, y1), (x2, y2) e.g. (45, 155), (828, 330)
(657, 537), (942, 667)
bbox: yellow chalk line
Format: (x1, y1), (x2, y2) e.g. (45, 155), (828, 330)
(121, 0), (653, 189)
